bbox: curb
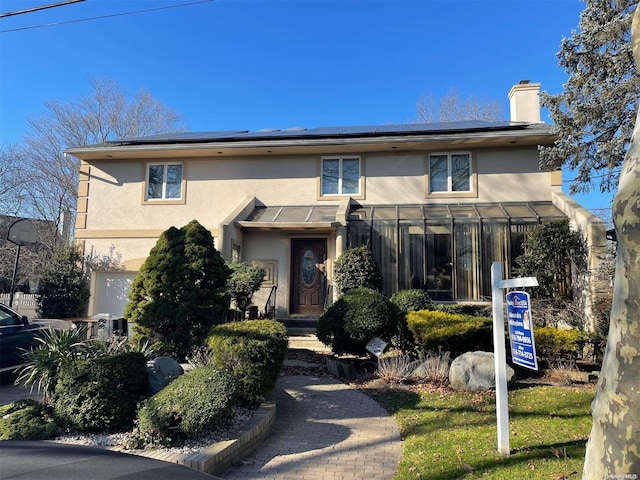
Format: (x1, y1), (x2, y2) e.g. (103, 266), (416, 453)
(119, 399), (276, 477)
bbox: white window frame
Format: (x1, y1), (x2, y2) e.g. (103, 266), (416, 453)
(145, 162), (184, 202)
(320, 156), (361, 196)
(428, 152), (473, 194)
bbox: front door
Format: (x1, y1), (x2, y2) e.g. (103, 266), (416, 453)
(290, 239), (326, 315)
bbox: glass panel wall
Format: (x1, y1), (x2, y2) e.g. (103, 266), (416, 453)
(425, 223), (453, 300)
(345, 203), (561, 303)
(454, 222), (480, 300)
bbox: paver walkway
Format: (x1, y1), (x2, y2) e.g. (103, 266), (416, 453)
(221, 374), (402, 480)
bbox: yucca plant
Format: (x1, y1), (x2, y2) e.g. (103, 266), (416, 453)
(15, 327), (88, 403)
(16, 327), (158, 404)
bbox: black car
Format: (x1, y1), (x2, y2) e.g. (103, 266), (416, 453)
(0, 303), (74, 372)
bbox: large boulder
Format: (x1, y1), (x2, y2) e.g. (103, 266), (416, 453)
(449, 351), (514, 391)
(146, 356), (184, 396)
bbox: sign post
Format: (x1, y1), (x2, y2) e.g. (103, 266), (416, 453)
(491, 262), (538, 455)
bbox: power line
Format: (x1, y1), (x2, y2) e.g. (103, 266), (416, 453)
(0, 0), (215, 33)
(0, 0), (86, 18)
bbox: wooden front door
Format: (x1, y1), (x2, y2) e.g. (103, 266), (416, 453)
(290, 239), (326, 315)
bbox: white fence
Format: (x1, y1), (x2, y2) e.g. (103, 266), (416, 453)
(0, 293), (39, 318)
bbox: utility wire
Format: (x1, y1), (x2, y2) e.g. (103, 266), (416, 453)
(0, 0), (86, 18)
(1, 0), (215, 33)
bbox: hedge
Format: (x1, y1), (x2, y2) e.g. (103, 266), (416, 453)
(135, 365), (239, 445)
(53, 351), (148, 432)
(407, 310), (493, 357)
(207, 319), (288, 403)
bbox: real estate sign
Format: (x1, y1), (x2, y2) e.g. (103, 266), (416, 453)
(506, 291), (538, 370)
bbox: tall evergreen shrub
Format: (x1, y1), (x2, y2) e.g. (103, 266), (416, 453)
(125, 220), (230, 359)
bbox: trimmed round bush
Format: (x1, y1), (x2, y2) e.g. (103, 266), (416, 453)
(207, 320), (288, 404)
(333, 245), (383, 294)
(390, 290), (435, 352)
(135, 365), (239, 445)
(53, 352), (148, 432)
(0, 399), (58, 440)
(317, 287), (402, 356)
(390, 289), (435, 314)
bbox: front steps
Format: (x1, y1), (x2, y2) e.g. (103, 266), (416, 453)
(279, 317), (330, 353)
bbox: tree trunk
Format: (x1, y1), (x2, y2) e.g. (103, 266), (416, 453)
(582, 9), (640, 478)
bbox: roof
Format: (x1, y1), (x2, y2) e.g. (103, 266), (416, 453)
(103, 121), (529, 145)
(65, 121), (556, 160)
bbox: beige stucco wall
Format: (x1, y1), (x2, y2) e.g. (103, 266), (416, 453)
(77, 143), (558, 317)
(81, 146), (551, 232)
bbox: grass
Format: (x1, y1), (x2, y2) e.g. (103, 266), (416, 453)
(364, 382), (595, 480)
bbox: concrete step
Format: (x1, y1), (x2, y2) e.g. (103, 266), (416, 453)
(288, 333), (331, 354)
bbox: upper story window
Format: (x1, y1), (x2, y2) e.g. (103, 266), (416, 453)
(428, 153), (471, 193)
(146, 162), (183, 201)
(321, 157), (360, 196)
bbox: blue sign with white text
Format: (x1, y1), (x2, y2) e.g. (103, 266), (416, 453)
(506, 291), (538, 370)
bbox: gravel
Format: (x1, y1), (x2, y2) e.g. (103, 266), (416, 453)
(51, 405), (257, 455)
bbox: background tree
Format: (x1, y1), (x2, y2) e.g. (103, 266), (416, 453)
(124, 220), (230, 360)
(36, 243), (90, 318)
(416, 88), (502, 123)
(1, 77), (184, 292)
(15, 76), (185, 245)
(226, 261), (266, 314)
(540, 0), (640, 194)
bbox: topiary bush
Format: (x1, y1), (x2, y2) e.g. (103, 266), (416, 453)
(135, 365), (240, 445)
(534, 326), (589, 366)
(390, 289), (436, 314)
(333, 245), (383, 294)
(407, 310), (493, 357)
(207, 320), (288, 404)
(53, 352), (148, 432)
(0, 398), (58, 440)
(317, 287), (402, 356)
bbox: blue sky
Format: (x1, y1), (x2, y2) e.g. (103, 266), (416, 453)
(0, 0), (614, 214)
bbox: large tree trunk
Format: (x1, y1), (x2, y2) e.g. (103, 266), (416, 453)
(582, 9), (640, 478)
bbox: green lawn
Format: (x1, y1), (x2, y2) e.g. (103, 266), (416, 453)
(368, 383), (595, 480)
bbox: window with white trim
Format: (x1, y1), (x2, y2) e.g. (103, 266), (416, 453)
(146, 163), (183, 200)
(429, 153), (471, 193)
(321, 156), (360, 196)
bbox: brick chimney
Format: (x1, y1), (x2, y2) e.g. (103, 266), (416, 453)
(508, 80), (541, 123)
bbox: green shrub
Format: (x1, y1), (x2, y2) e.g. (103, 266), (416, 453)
(226, 261), (266, 313)
(135, 365), (239, 445)
(534, 327), (589, 366)
(53, 352), (148, 432)
(333, 245), (383, 294)
(0, 399), (58, 440)
(390, 289), (435, 314)
(389, 289), (435, 352)
(207, 320), (288, 403)
(317, 287), (403, 356)
(407, 310), (493, 357)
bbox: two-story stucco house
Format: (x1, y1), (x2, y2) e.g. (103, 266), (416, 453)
(66, 81), (606, 328)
